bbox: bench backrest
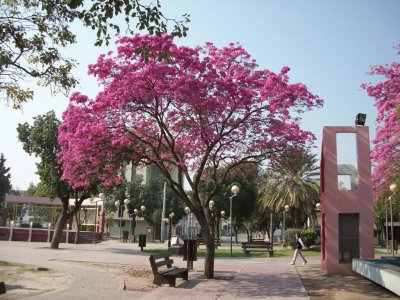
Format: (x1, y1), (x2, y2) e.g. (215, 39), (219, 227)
(149, 253), (174, 275)
(196, 238), (221, 243)
(242, 241), (272, 247)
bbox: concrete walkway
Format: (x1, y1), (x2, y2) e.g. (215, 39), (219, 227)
(1, 240), (316, 299)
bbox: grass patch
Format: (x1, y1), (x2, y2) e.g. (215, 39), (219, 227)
(0, 260), (17, 267)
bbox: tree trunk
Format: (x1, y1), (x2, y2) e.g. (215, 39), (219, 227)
(50, 194), (88, 249)
(235, 228), (239, 244)
(74, 212), (80, 244)
(50, 199), (69, 249)
(197, 211), (216, 279)
(269, 210), (274, 249)
(203, 229), (215, 279)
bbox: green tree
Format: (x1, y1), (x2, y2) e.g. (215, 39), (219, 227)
(1, 0), (190, 108)
(258, 147), (320, 235)
(25, 182), (48, 197)
(198, 163), (259, 242)
(8, 189), (21, 196)
(17, 111), (92, 249)
(0, 153), (12, 207)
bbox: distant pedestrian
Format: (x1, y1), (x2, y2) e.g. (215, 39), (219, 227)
(290, 231), (307, 265)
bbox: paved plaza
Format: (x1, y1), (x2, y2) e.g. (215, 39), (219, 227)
(0, 240), (398, 299)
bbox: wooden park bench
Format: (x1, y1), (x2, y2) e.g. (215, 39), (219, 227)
(250, 237), (265, 242)
(196, 237), (221, 249)
(149, 253), (189, 287)
(241, 241), (274, 257)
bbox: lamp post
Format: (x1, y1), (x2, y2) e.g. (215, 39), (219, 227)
(386, 202), (389, 254)
(282, 204), (289, 243)
(220, 210), (225, 244)
(115, 198), (130, 242)
(133, 205), (145, 242)
(184, 207), (190, 239)
(209, 200), (215, 210)
(229, 185), (240, 257)
(389, 183), (398, 256)
(168, 212), (175, 247)
(209, 199), (215, 237)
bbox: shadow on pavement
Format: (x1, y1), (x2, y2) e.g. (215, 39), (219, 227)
(296, 265), (399, 299)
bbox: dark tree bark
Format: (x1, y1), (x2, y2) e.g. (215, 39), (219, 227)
(50, 194), (88, 249)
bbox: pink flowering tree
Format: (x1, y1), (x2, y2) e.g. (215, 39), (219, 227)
(58, 34), (323, 278)
(362, 45), (400, 200)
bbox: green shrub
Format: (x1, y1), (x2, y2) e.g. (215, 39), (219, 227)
(300, 228), (318, 249)
(283, 229), (297, 248)
(283, 228), (317, 249)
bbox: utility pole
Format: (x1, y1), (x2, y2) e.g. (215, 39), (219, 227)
(160, 182), (166, 242)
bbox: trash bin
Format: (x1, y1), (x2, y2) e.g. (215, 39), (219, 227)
(139, 234), (146, 251)
(183, 239), (197, 270)
(122, 231), (129, 243)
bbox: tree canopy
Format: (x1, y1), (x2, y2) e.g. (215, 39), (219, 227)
(361, 45), (400, 199)
(58, 34), (323, 277)
(17, 111), (94, 248)
(0, 0), (189, 108)
(258, 147), (320, 229)
(17, 111), (69, 200)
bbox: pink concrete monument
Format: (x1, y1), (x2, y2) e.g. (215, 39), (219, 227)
(320, 126), (374, 274)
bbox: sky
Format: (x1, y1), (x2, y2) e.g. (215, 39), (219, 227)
(0, 0), (399, 190)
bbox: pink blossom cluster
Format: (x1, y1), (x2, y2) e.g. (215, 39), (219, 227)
(361, 45), (400, 199)
(58, 34), (323, 188)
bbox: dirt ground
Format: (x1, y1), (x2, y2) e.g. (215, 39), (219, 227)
(1, 262), (399, 299)
(0, 263), (72, 299)
(0, 261), (156, 299)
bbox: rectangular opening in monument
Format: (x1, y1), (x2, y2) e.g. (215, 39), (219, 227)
(336, 133), (358, 190)
(339, 213), (359, 263)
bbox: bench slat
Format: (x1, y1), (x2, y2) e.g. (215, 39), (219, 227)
(150, 253), (173, 260)
(154, 259), (174, 268)
(160, 268), (188, 276)
(242, 241), (274, 257)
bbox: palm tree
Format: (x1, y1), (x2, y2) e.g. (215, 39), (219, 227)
(258, 147), (320, 235)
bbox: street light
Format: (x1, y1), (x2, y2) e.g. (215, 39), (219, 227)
(220, 210), (225, 243)
(282, 204), (289, 243)
(209, 200), (215, 210)
(168, 212), (175, 247)
(229, 185), (240, 256)
(389, 183), (398, 256)
(115, 198), (130, 242)
(132, 205), (145, 242)
(184, 207), (190, 239)
(208, 200), (216, 241)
